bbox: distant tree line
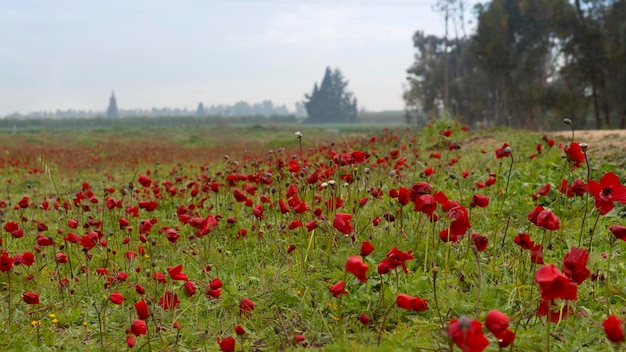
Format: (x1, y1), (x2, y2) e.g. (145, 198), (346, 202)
(404, 0), (626, 129)
(4, 99), (299, 120)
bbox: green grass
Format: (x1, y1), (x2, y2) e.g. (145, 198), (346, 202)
(0, 123), (624, 351)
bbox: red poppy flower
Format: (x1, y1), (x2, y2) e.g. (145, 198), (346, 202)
(20, 252), (35, 266)
(439, 205), (471, 242)
(534, 264), (577, 301)
(609, 225), (626, 241)
(345, 256), (368, 283)
(528, 205), (560, 230)
(333, 213), (354, 235)
(497, 329), (516, 347)
(239, 297), (256, 317)
(360, 313), (370, 325)
(514, 232), (534, 250)
(210, 278), (223, 290)
(131, 319), (147, 336)
(126, 336), (136, 348)
(329, 281), (347, 298)
(1, 251), (14, 272)
(587, 172), (626, 215)
(530, 244), (544, 264)
(414, 194), (437, 214)
(167, 265), (189, 281)
(396, 294), (428, 311)
(138, 175), (152, 188)
(485, 310), (509, 338)
(562, 247), (590, 284)
(23, 292), (40, 305)
(360, 241), (374, 257)
(109, 292), (125, 305)
(495, 143), (512, 159)
(447, 316), (489, 352)
(158, 291), (180, 311)
(377, 247), (414, 274)
(564, 142), (585, 169)
(470, 233), (488, 252)
(134, 299), (150, 320)
(184, 281), (197, 297)
(603, 315), (625, 343)
(470, 194), (490, 208)
(217, 336), (236, 352)
(234, 325), (246, 335)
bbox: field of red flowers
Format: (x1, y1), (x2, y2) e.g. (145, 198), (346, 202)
(1, 122), (625, 351)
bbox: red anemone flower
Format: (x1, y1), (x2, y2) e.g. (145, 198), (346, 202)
(587, 172), (626, 215)
(562, 247), (590, 284)
(109, 292), (125, 305)
(396, 294), (428, 312)
(564, 142), (585, 169)
(158, 290), (180, 311)
(23, 292), (40, 305)
(239, 297), (256, 317)
(609, 225), (626, 241)
(217, 336), (236, 352)
(345, 256), (368, 283)
(470, 194), (490, 208)
(360, 241), (374, 257)
(167, 265), (188, 281)
(495, 143), (512, 159)
(447, 316), (489, 352)
(329, 281), (348, 298)
(134, 299), (150, 319)
(130, 319), (147, 336)
(485, 310), (509, 338)
(603, 315), (625, 343)
(333, 213), (354, 235)
(534, 264), (577, 301)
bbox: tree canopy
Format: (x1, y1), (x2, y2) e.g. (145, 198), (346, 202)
(304, 67), (358, 124)
(404, 0), (626, 129)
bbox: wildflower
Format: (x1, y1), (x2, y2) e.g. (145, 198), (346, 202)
(563, 247), (590, 284)
(396, 294), (428, 312)
(130, 319), (147, 336)
(158, 291), (180, 311)
(587, 172), (626, 215)
(534, 264), (577, 301)
(134, 299), (150, 320)
(360, 241), (374, 257)
(126, 336), (136, 348)
(329, 281), (347, 298)
(210, 278), (223, 290)
(470, 194), (490, 208)
(564, 142), (585, 169)
(167, 264), (189, 281)
(22, 292), (40, 305)
(530, 244), (544, 264)
(447, 316), (489, 352)
(184, 281), (197, 297)
(485, 310), (509, 338)
(514, 232), (534, 250)
(234, 325), (246, 335)
(603, 315), (625, 343)
(345, 256), (368, 283)
(470, 233), (488, 252)
(377, 247), (414, 274)
(528, 205), (560, 231)
(333, 213), (354, 235)
(609, 225), (626, 241)
(495, 143), (512, 159)
(239, 298), (256, 317)
(109, 292), (125, 305)
(293, 334), (306, 344)
(217, 336), (236, 352)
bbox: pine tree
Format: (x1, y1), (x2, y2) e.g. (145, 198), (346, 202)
(303, 67), (358, 123)
(107, 91), (119, 118)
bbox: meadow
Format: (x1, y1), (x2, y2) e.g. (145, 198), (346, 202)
(0, 121), (625, 351)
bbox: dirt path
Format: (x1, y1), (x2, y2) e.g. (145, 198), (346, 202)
(550, 129), (626, 158)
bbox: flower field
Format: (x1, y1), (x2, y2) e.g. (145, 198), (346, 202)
(0, 122), (625, 351)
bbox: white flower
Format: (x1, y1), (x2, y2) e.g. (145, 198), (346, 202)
(295, 131), (303, 138)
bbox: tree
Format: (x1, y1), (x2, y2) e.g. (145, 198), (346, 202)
(196, 103), (206, 117)
(107, 91), (119, 118)
(303, 67), (357, 124)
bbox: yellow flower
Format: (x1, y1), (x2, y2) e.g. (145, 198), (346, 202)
(297, 290), (301, 295)
(49, 313), (56, 319)
(52, 319), (58, 324)
(31, 320), (41, 326)
(83, 321), (88, 326)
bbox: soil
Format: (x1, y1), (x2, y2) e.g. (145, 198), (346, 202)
(550, 129), (626, 158)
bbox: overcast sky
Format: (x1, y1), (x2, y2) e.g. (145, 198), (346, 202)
(0, 0), (476, 116)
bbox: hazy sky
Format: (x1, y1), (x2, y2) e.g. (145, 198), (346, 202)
(0, 0), (475, 116)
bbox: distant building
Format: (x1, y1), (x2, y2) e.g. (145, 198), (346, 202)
(107, 91), (119, 118)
